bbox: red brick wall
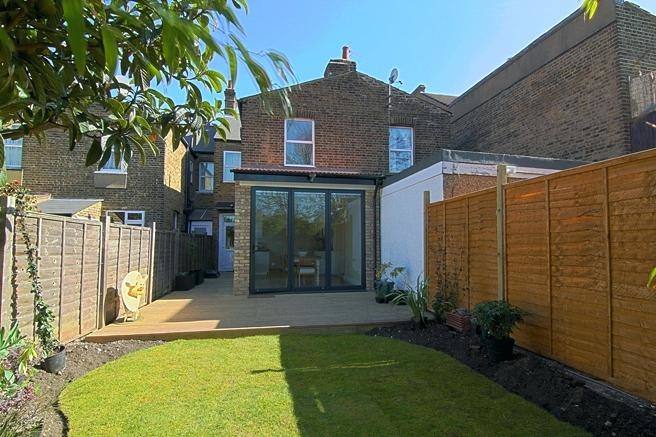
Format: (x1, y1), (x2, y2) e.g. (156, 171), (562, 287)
(239, 71), (451, 174)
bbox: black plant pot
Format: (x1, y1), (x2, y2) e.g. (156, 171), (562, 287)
(42, 345), (66, 374)
(485, 336), (515, 362)
(375, 295), (387, 304)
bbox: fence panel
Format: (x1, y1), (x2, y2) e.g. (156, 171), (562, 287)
(0, 207), (214, 344)
(425, 148), (656, 402)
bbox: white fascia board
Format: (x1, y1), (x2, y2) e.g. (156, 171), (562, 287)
(382, 162), (443, 197)
(441, 161), (562, 179)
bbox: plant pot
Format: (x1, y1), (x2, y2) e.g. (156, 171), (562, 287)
(174, 272), (195, 291)
(375, 295), (387, 304)
(445, 311), (471, 333)
(42, 345), (66, 374)
(484, 336), (515, 362)
(192, 269), (205, 285)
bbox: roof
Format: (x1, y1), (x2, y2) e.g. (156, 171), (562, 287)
(233, 166), (381, 179)
(185, 117), (241, 153)
(384, 149), (587, 186)
(37, 198), (103, 215)
(422, 93), (458, 106)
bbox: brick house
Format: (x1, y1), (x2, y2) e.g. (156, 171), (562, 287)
(185, 87), (242, 272)
(230, 48), (451, 294)
(442, 0), (656, 161)
(17, 130), (186, 230)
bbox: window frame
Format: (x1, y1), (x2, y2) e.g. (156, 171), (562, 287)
(4, 137), (23, 169)
(284, 118), (315, 168)
(198, 161), (215, 193)
(222, 150), (242, 183)
(106, 210), (145, 227)
(388, 126), (414, 174)
(96, 136), (128, 174)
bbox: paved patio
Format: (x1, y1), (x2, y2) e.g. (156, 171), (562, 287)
(85, 274), (411, 342)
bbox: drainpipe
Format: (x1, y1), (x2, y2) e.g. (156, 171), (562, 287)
(373, 177), (384, 290)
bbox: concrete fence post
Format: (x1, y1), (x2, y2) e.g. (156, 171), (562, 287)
(0, 196), (16, 328)
(147, 222), (156, 304)
(98, 215), (111, 329)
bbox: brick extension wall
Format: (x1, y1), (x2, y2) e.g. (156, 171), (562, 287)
(233, 182), (251, 294)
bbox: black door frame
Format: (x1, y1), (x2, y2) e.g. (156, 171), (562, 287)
(250, 186), (366, 294)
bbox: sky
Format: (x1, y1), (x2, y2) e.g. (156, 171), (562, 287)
(160, 0), (656, 102)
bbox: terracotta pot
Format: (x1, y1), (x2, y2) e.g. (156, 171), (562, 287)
(446, 311), (471, 334)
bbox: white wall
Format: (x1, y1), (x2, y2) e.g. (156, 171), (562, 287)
(381, 163), (444, 288)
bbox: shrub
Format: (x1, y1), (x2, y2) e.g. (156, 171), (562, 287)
(472, 301), (524, 340)
(1, 323), (37, 404)
(431, 285), (458, 323)
(390, 276), (429, 327)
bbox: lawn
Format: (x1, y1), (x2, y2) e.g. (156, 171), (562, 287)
(60, 335), (587, 436)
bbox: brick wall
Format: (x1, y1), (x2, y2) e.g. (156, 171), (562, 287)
(22, 129), (185, 230)
(450, 2), (656, 162)
(233, 182), (251, 294)
(188, 153), (216, 209)
(214, 141), (241, 205)
(239, 71), (451, 174)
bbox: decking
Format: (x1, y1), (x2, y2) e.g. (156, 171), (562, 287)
(85, 274), (411, 342)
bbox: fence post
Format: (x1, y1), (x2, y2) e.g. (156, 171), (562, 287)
(496, 165), (507, 301)
(423, 191), (430, 279)
(148, 222), (156, 304)
(98, 215), (111, 329)
(0, 196), (15, 328)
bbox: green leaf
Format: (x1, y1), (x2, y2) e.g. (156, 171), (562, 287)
(62, 0), (87, 74)
(85, 136), (102, 166)
(647, 266), (656, 288)
(101, 26), (118, 73)
(225, 45), (238, 84)
(0, 134), (5, 169)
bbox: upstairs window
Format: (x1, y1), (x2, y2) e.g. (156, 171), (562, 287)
(98, 137), (128, 173)
(199, 162), (215, 193)
(5, 137), (23, 169)
(284, 119), (314, 167)
(389, 127), (413, 173)
(223, 151), (241, 183)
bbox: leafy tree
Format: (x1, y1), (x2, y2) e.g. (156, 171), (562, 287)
(0, 0), (292, 169)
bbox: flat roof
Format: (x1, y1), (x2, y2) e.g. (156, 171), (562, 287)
(384, 149), (586, 186)
(37, 198), (103, 215)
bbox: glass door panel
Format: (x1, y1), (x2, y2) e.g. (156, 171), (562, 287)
(292, 192), (326, 289)
(330, 193), (363, 288)
(253, 190), (289, 290)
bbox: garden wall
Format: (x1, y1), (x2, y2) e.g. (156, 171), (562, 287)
(0, 203), (214, 343)
(426, 148), (656, 403)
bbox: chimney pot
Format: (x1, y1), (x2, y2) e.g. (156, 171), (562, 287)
(342, 46), (350, 60)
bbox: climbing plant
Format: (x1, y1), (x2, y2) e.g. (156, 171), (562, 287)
(0, 182), (58, 357)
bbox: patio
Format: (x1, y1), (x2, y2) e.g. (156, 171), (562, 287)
(85, 274), (411, 342)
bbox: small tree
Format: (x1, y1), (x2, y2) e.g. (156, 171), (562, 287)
(0, 0), (292, 169)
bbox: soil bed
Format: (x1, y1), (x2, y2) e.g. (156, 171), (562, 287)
(368, 321), (656, 437)
(29, 340), (161, 436)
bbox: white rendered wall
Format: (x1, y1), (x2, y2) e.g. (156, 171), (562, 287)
(381, 163), (444, 288)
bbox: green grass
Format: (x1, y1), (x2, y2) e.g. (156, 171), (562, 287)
(60, 335), (587, 436)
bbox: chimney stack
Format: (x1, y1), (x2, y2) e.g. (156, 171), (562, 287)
(224, 80), (236, 111)
(324, 46), (357, 78)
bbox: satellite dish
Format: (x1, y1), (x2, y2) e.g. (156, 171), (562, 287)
(389, 68), (398, 84)
(120, 271), (148, 321)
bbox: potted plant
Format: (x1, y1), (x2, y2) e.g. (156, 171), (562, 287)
(472, 300), (525, 363)
(431, 282), (458, 323)
(390, 276), (429, 328)
(374, 262), (405, 303)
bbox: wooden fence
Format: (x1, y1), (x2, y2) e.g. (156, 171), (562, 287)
(426, 148), (656, 403)
(0, 202), (215, 343)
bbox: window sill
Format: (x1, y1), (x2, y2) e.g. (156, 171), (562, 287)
(197, 190), (214, 194)
(283, 164), (316, 168)
(94, 170), (128, 175)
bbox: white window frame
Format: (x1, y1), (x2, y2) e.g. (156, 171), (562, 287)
(107, 210), (145, 226)
(4, 137), (23, 169)
(284, 118), (315, 167)
(222, 151), (241, 183)
(388, 126), (414, 173)
(96, 136), (128, 174)
(198, 161), (215, 193)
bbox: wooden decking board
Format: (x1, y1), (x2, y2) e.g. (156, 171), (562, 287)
(85, 274), (411, 342)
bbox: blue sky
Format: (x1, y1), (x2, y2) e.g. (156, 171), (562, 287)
(160, 0), (656, 102)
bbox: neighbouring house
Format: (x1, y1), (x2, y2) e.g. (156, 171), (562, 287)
(430, 1), (656, 161)
(380, 149), (584, 286)
(184, 85), (242, 272)
(19, 130), (186, 230)
(230, 47), (452, 294)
